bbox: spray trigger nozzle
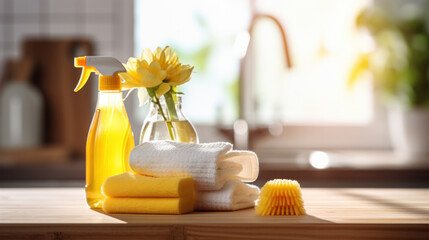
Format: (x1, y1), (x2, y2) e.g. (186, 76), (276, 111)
(74, 56), (126, 92)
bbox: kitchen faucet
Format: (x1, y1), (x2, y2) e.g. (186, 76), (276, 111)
(234, 13), (293, 150)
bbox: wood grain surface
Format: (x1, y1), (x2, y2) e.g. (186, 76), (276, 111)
(0, 188), (428, 239)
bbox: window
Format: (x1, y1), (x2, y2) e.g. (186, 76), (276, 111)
(134, 0), (390, 149)
(250, 0), (373, 125)
(135, 0), (250, 124)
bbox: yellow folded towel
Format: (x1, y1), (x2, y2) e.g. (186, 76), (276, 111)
(103, 195), (194, 214)
(101, 172), (195, 214)
(102, 172), (194, 198)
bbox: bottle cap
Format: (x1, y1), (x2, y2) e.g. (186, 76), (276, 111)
(99, 75), (121, 91)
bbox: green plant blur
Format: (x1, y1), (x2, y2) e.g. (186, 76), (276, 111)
(350, 3), (429, 107)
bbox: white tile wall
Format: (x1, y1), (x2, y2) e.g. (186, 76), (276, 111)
(0, 0), (133, 71)
(47, 0), (80, 14)
(0, 22), (4, 42)
(0, 0), (135, 121)
(12, 0), (41, 15)
(0, 46), (4, 82)
(0, 0), (137, 140)
(48, 23), (81, 36)
(97, 42), (114, 57)
(12, 13), (39, 24)
(4, 42), (20, 58)
(12, 23), (40, 42)
(46, 15), (79, 25)
(0, 0), (6, 15)
(85, 0), (113, 15)
(85, 23), (113, 44)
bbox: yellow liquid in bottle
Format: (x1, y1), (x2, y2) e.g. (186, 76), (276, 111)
(85, 91), (135, 208)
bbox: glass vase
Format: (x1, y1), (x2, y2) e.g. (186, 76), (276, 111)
(140, 96), (199, 144)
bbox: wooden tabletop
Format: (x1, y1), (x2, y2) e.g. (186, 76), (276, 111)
(1, 188), (428, 240)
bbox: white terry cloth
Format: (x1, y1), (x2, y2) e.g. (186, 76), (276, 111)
(195, 179), (260, 211)
(129, 141), (259, 191)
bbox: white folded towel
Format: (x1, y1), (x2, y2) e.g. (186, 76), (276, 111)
(129, 141), (259, 191)
(195, 180), (260, 211)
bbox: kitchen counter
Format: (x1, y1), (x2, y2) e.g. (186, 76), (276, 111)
(1, 188), (428, 239)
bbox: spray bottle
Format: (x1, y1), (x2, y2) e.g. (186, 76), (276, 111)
(74, 56), (135, 209)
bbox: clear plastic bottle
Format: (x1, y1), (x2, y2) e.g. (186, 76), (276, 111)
(85, 89), (134, 208)
(0, 79), (43, 149)
(74, 56), (135, 209)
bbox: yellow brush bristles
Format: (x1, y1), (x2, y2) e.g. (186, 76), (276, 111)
(255, 179), (305, 216)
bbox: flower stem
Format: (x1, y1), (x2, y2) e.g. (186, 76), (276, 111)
(164, 91), (178, 121)
(153, 97), (175, 141)
(146, 87), (176, 141)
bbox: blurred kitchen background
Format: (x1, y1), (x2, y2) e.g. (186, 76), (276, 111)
(1, 0), (428, 188)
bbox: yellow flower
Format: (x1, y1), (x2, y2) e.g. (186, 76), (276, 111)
(120, 46), (193, 103)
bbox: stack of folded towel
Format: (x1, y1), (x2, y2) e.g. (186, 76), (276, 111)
(102, 172), (194, 214)
(129, 141), (260, 211)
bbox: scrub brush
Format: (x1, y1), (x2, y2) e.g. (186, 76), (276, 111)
(255, 179), (305, 216)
